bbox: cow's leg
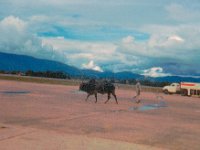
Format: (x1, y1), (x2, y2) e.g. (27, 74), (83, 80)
(112, 91), (118, 104)
(104, 93), (111, 104)
(94, 92), (97, 103)
(85, 93), (91, 101)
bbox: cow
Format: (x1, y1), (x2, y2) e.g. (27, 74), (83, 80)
(79, 79), (118, 104)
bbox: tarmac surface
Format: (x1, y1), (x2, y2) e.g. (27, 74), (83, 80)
(0, 80), (200, 150)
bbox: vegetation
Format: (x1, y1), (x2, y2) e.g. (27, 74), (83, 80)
(0, 70), (70, 79)
(25, 70), (70, 79)
(0, 70), (170, 88)
(109, 79), (170, 87)
(0, 74), (78, 86)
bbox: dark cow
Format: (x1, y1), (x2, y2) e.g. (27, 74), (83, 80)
(79, 79), (118, 104)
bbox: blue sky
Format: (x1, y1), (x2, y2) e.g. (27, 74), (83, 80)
(0, 0), (200, 77)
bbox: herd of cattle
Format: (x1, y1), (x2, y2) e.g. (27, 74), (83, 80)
(79, 79), (118, 104)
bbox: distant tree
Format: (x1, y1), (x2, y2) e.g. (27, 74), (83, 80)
(0, 70), (5, 74)
(10, 71), (20, 75)
(25, 70), (70, 79)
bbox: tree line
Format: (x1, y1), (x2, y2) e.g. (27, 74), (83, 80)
(0, 70), (170, 87)
(115, 79), (170, 87)
(0, 70), (71, 79)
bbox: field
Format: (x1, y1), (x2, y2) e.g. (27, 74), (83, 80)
(0, 79), (200, 150)
(0, 74), (163, 92)
(0, 74), (80, 86)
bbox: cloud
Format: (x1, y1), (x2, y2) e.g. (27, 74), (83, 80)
(0, 16), (66, 62)
(122, 36), (134, 44)
(82, 60), (103, 72)
(1, 1), (200, 77)
(42, 36), (119, 66)
(41, 23), (200, 76)
(142, 67), (171, 77)
(120, 24), (200, 60)
(116, 24), (200, 76)
(42, 36), (145, 73)
(42, 37), (116, 54)
(168, 35), (184, 43)
(166, 3), (200, 22)
(0, 16), (26, 31)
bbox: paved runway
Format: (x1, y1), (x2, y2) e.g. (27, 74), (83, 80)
(0, 80), (200, 150)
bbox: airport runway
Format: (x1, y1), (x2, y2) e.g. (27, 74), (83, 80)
(0, 80), (200, 150)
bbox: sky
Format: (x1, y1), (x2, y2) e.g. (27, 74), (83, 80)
(0, 0), (200, 77)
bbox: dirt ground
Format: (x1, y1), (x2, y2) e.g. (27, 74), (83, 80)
(0, 80), (200, 150)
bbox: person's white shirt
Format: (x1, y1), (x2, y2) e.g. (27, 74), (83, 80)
(135, 81), (141, 95)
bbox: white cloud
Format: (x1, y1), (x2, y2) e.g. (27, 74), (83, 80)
(168, 35), (184, 43)
(142, 67), (171, 77)
(122, 35), (134, 44)
(40, 23), (200, 75)
(147, 34), (185, 49)
(82, 60), (103, 72)
(0, 16), (26, 31)
(41, 36), (144, 72)
(166, 3), (200, 22)
(0, 1), (200, 76)
(42, 37), (119, 67)
(120, 24), (200, 61)
(0, 16), (65, 62)
(42, 37), (116, 53)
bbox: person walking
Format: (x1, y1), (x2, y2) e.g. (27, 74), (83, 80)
(134, 80), (141, 103)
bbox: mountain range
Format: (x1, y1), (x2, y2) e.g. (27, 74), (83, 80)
(0, 52), (200, 83)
